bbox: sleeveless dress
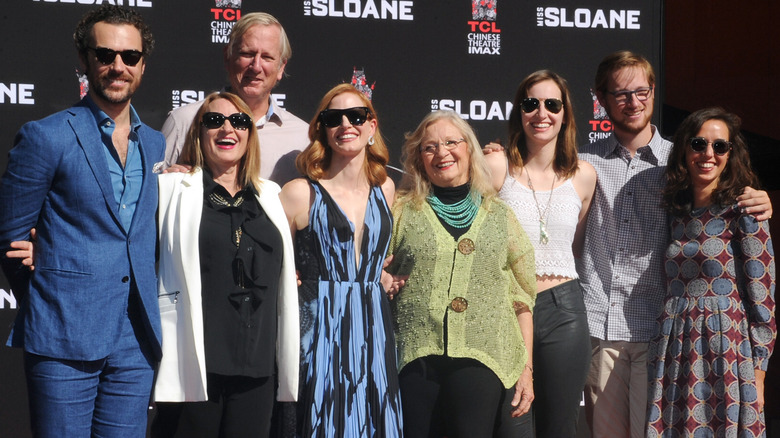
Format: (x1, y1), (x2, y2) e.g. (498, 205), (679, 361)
(295, 181), (403, 438)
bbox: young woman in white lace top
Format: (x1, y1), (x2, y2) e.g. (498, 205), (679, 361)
(484, 70), (597, 438)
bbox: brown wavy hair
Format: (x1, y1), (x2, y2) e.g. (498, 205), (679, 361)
(179, 92), (262, 191)
(506, 70), (578, 179)
(663, 107), (759, 217)
(296, 84), (389, 186)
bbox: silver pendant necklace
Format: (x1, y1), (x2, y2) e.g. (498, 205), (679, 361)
(526, 169), (556, 245)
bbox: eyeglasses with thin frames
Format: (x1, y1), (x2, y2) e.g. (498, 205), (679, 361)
(420, 139), (465, 155)
(605, 86), (653, 104)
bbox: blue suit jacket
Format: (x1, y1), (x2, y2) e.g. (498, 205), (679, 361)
(0, 99), (164, 361)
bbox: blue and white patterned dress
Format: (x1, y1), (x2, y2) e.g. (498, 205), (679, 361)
(295, 181), (403, 438)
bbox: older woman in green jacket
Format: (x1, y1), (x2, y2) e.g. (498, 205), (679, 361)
(387, 110), (536, 438)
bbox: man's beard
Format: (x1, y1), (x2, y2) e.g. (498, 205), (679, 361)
(87, 65), (141, 105)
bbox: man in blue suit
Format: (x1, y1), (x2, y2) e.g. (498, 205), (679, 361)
(0, 5), (164, 437)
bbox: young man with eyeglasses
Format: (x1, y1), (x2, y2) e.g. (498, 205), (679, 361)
(0, 5), (164, 437)
(577, 50), (773, 438)
(159, 12), (309, 186)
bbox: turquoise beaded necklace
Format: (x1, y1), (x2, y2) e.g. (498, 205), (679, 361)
(426, 192), (482, 228)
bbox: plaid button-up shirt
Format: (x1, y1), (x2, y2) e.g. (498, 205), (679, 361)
(577, 127), (673, 342)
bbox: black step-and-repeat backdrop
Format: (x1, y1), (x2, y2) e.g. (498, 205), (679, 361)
(0, 1), (661, 434)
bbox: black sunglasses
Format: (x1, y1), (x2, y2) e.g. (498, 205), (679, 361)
(201, 112), (253, 130)
(88, 46), (143, 66)
(520, 98), (563, 114)
(689, 137), (732, 156)
(319, 107), (371, 128)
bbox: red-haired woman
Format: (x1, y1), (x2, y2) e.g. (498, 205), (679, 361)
(280, 84), (402, 437)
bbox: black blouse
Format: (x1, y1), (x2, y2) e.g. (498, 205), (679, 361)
(199, 170), (283, 377)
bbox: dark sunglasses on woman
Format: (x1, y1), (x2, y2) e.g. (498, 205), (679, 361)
(201, 112), (253, 130)
(319, 107), (371, 128)
(520, 98), (563, 114)
(689, 137), (732, 156)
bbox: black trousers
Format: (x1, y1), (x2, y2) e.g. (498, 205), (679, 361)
(151, 373), (275, 438)
(530, 280), (591, 437)
(399, 356), (532, 438)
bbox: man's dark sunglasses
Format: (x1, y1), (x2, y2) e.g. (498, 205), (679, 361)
(88, 47), (143, 67)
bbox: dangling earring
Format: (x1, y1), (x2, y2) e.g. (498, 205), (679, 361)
(368, 136), (375, 146)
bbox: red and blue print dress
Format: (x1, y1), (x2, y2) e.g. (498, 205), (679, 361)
(648, 204), (776, 437)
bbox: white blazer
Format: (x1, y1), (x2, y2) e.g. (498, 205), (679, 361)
(153, 169), (299, 402)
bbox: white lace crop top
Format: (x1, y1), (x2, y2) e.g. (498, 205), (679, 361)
(498, 174), (581, 279)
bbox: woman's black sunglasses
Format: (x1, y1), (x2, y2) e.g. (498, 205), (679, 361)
(201, 112), (253, 130)
(689, 137), (732, 156)
(520, 98), (563, 114)
(319, 107), (371, 128)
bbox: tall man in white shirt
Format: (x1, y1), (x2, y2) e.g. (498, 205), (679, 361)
(577, 50), (772, 438)
(160, 12), (308, 185)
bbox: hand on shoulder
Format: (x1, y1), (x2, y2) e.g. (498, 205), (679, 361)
(482, 144), (508, 192)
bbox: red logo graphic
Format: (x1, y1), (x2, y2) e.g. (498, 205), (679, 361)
(472, 0), (497, 21)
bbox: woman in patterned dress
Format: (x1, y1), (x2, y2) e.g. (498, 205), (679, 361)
(280, 84), (402, 437)
(648, 107), (776, 437)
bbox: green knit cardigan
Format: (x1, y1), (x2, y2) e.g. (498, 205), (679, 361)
(388, 196), (536, 388)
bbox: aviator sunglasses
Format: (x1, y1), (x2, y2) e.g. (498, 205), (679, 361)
(88, 47), (143, 66)
(201, 112), (253, 130)
(689, 137), (732, 156)
(319, 107), (371, 128)
(520, 97), (563, 114)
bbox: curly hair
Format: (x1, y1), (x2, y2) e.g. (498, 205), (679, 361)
(295, 84), (388, 186)
(506, 70), (578, 180)
(663, 107), (759, 217)
(73, 5), (154, 57)
(397, 110), (495, 208)
(179, 92), (262, 192)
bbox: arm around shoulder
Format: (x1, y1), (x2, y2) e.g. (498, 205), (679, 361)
(737, 186), (773, 221)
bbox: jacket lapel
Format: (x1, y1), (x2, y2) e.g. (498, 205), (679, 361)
(177, 171), (204, 303)
(67, 104), (122, 228)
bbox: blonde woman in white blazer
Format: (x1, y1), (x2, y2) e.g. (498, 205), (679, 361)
(152, 92), (299, 438)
